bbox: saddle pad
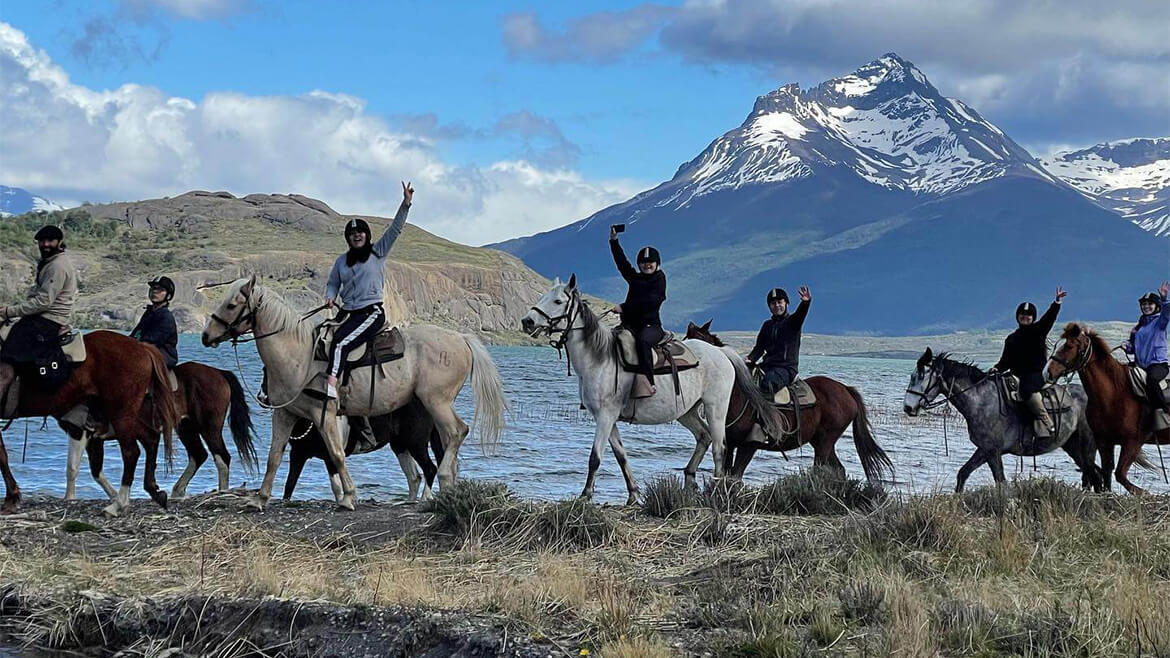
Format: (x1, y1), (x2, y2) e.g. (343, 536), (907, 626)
(61, 331), (86, 363)
(313, 326), (405, 365)
(1129, 365), (1169, 401)
(615, 328), (699, 373)
(1039, 385), (1074, 414)
(772, 378), (817, 408)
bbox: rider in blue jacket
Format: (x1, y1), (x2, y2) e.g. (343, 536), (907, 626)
(1123, 281), (1170, 412)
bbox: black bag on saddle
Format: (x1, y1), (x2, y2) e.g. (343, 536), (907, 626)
(1, 316), (73, 391)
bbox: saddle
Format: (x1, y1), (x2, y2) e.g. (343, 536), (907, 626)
(768, 378), (817, 408)
(1128, 364), (1169, 403)
(312, 323), (406, 368)
(999, 374), (1071, 412)
(0, 324), (86, 417)
(614, 328), (700, 373)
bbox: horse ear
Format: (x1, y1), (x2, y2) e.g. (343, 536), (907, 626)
(918, 347), (932, 369)
(567, 273), (577, 290)
(702, 319), (712, 331)
(552, 276), (561, 287)
(241, 273), (256, 297)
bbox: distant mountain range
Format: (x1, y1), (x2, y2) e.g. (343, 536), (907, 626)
(0, 185), (63, 216)
(493, 54), (1169, 334)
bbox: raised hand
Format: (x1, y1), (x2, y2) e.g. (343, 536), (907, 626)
(798, 286), (812, 302)
(1055, 286), (1067, 303)
(402, 181), (414, 205)
(1160, 281), (1169, 298)
(609, 225), (619, 241)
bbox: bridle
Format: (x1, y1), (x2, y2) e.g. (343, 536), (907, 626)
(1048, 336), (1093, 376)
(529, 287), (583, 352)
(905, 359), (990, 411)
(206, 285), (280, 345)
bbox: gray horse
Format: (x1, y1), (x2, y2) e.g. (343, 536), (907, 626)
(903, 348), (1104, 492)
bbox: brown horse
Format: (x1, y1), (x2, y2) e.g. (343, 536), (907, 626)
(75, 362), (258, 501)
(0, 330), (181, 514)
(685, 321), (894, 483)
(1045, 323), (1170, 494)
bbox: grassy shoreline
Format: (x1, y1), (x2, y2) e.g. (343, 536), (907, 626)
(1, 472), (1168, 656)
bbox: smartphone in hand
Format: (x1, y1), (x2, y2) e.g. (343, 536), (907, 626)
(611, 224), (625, 234)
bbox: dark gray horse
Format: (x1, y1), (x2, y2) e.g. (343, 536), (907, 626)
(903, 348), (1104, 492)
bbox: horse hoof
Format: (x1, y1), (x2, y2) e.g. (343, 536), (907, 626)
(102, 503), (121, 518)
(625, 494), (640, 506)
(1, 499), (17, 515)
(152, 491), (168, 510)
(245, 496), (266, 512)
(337, 496), (356, 511)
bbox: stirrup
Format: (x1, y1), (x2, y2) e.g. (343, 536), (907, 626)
(326, 383), (338, 399)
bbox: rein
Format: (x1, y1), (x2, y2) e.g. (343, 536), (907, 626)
(529, 289), (593, 376)
(1048, 335), (1094, 375)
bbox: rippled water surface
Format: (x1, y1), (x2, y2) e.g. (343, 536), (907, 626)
(7, 335), (1168, 504)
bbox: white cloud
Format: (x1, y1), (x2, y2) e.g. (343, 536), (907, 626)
(0, 22), (642, 245)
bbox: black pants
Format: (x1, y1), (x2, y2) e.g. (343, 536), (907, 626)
(627, 324), (664, 385)
(759, 366), (796, 395)
(1147, 362), (1169, 408)
(0, 316), (63, 366)
(329, 305), (385, 378)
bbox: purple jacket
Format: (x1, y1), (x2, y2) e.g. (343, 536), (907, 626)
(1124, 295), (1170, 368)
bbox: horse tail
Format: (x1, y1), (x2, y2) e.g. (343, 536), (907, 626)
(146, 347), (179, 472)
(845, 385), (894, 484)
(463, 334), (508, 456)
(219, 369), (258, 473)
(1135, 449), (1158, 472)
(722, 346), (785, 441)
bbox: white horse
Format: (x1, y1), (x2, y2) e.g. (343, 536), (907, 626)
(521, 276), (783, 503)
(202, 276), (507, 510)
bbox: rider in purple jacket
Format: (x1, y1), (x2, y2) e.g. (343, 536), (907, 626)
(1123, 281), (1170, 411)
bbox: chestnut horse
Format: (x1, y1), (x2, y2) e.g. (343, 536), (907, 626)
(1045, 323), (1169, 494)
(0, 330), (180, 514)
(73, 362), (258, 501)
(685, 321), (894, 484)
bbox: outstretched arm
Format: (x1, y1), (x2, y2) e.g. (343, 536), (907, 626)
(372, 181), (413, 258)
(609, 233), (636, 282)
(1037, 287), (1065, 335)
(1157, 281), (1170, 330)
(789, 286), (811, 331)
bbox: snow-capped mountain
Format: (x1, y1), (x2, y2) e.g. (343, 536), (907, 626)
(1042, 138), (1170, 236)
(0, 185), (65, 217)
(656, 53), (1056, 208)
(493, 54), (1167, 334)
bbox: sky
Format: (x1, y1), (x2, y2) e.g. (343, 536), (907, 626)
(1, 0), (1167, 245)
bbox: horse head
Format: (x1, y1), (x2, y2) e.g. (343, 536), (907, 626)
(684, 319), (722, 346)
(521, 274), (579, 338)
(202, 275), (258, 347)
(903, 347), (940, 416)
(1045, 322), (1091, 383)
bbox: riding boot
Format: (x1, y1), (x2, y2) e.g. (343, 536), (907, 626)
(631, 374), (655, 399)
(1025, 393), (1053, 439)
(1152, 409), (1170, 432)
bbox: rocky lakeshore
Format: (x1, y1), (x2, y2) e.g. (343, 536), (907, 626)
(1, 473), (1168, 657)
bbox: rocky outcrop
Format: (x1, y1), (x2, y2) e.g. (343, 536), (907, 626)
(0, 193), (556, 341)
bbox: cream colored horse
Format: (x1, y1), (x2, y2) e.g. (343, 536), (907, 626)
(202, 276), (506, 510)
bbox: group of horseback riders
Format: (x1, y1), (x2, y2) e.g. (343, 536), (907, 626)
(0, 186), (1167, 457)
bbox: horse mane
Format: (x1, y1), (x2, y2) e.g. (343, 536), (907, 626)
(252, 283), (320, 344)
(577, 298), (614, 360)
(933, 352), (986, 381)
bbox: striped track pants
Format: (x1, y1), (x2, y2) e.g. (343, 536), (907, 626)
(329, 305), (385, 378)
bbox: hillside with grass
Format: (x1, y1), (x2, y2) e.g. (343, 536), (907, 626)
(0, 191), (550, 341)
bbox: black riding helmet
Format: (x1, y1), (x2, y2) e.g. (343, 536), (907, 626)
(766, 288), (789, 304)
(1015, 302), (1037, 320)
(1140, 291), (1161, 312)
(34, 225), (63, 242)
(636, 246), (660, 265)
(149, 276), (175, 300)
(344, 217), (372, 242)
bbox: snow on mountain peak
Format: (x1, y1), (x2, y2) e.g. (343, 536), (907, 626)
(1042, 138), (1170, 236)
(664, 55), (1055, 207)
(0, 185), (64, 217)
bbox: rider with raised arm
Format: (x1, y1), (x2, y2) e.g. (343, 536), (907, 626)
(1123, 281), (1170, 416)
(323, 182), (413, 399)
(0, 225), (79, 401)
(609, 225), (666, 398)
(130, 276), (179, 369)
(990, 286), (1067, 438)
(746, 286), (811, 395)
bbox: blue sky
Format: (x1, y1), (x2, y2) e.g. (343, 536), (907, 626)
(1, 0), (1166, 244)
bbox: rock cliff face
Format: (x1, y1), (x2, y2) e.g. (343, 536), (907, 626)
(0, 191), (551, 341)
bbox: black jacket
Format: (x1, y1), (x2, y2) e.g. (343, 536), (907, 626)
(994, 302), (1061, 394)
(131, 304), (179, 369)
(611, 239), (666, 329)
(747, 299), (810, 373)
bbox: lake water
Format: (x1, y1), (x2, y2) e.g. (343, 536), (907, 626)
(5, 335), (1168, 504)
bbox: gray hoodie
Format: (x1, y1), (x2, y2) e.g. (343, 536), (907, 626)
(325, 201), (410, 311)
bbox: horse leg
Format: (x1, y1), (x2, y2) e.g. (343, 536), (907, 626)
(171, 420), (207, 499)
(395, 450), (422, 503)
(249, 408), (296, 511)
(104, 436), (140, 517)
(731, 446), (757, 480)
(86, 437), (118, 500)
(282, 440), (310, 501)
(987, 449), (1007, 487)
(422, 396), (469, 492)
(581, 412), (618, 501)
(65, 430), (90, 501)
(676, 408), (711, 490)
(703, 395), (730, 480)
(606, 425), (640, 505)
(0, 431), (20, 514)
(1115, 439), (1147, 496)
(203, 416), (232, 492)
(955, 447), (991, 493)
(139, 432), (168, 509)
(318, 413), (356, 510)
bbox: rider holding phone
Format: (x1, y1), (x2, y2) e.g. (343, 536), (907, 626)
(609, 224), (666, 398)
